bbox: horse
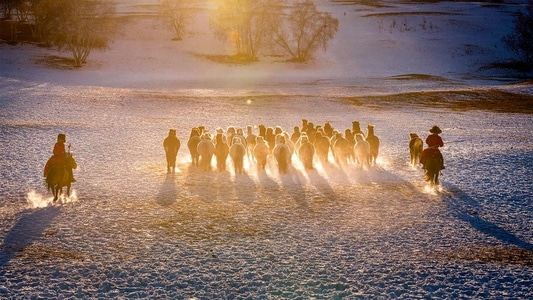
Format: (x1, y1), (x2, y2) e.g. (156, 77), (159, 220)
(273, 135), (291, 174)
(424, 152), (443, 186)
(229, 137), (246, 174)
(197, 132), (215, 171)
(332, 133), (351, 167)
(353, 133), (371, 169)
(214, 133), (229, 172)
(245, 125), (257, 162)
(253, 136), (270, 171)
(187, 127), (201, 167)
(314, 131), (330, 165)
(366, 125), (380, 165)
(46, 153), (77, 202)
(298, 135), (315, 170)
(409, 133), (423, 167)
(163, 129), (180, 173)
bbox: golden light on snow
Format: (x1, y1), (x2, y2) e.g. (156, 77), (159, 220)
(26, 189), (78, 208)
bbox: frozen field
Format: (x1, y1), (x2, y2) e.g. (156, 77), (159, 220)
(1, 0), (533, 298)
(0, 79), (532, 298)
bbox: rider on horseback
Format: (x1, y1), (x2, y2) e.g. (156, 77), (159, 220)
(420, 125), (445, 170)
(44, 133), (76, 182)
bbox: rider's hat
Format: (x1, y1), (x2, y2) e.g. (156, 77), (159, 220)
(57, 133), (66, 141)
(429, 126), (442, 134)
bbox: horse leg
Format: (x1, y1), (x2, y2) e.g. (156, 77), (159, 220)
(53, 185), (59, 202)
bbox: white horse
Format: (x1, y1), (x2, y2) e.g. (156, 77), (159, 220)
(197, 132), (215, 171)
(353, 133), (371, 169)
(229, 137), (246, 174)
(253, 136), (270, 171)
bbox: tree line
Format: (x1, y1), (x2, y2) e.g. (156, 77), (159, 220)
(1, 0), (338, 67)
(1, 0), (532, 70)
(0, 0), (116, 67)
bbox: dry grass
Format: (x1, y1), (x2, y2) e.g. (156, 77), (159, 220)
(34, 55), (78, 70)
(345, 90), (533, 114)
(432, 246), (533, 266)
(18, 244), (85, 261)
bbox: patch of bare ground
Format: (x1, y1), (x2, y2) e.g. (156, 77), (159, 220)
(190, 52), (257, 65)
(431, 246), (533, 266)
(364, 11), (464, 17)
(344, 90), (533, 114)
(331, 0), (393, 8)
(34, 55), (78, 70)
(18, 244), (85, 261)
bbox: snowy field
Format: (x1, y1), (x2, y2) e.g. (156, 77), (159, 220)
(1, 0), (533, 299)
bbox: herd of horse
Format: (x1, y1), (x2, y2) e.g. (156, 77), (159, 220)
(178, 120), (380, 176)
(167, 119), (443, 186)
(44, 120), (443, 201)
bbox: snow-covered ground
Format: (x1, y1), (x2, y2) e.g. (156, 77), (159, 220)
(1, 0), (532, 298)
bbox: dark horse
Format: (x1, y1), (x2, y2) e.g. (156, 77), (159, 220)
(46, 153), (77, 202)
(424, 153), (443, 186)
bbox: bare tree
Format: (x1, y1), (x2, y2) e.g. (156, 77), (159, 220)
(160, 0), (196, 41)
(269, 0), (338, 62)
(211, 0), (281, 61)
(53, 0), (117, 67)
(30, 0), (69, 47)
(503, 0), (533, 68)
(0, 0), (21, 19)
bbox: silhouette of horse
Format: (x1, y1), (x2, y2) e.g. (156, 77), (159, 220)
(332, 133), (351, 167)
(366, 125), (380, 165)
(253, 136), (269, 171)
(197, 132), (215, 171)
(298, 135), (315, 170)
(229, 137), (246, 174)
(425, 153), (443, 186)
(409, 133), (423, 167)
(187, 127), (201, 167)
(353, 133), (371, 169)
(163, 129), (180, 173)
(314, 131), (330, 165)
(46, 153), (77, 202)
(214, 133), (229, 172)
(273, 135), (291, 174)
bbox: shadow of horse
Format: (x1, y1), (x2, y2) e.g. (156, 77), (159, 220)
(280, 169), (309, 211)
(443, 184), (533, 251)
(307, 169), (338, 202)
(0, 206), (61, 267)
(155, 174), (177, 206)
(233, 172), (256, 203)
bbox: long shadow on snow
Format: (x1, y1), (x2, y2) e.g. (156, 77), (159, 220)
(156, 173), (177, 206)
(233, 171), (256, 203)
(0, 206), (60, 267)
(442, 184), (533, 250)
(280, 167), (309, 211)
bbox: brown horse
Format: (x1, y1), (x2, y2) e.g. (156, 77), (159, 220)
(409, 133), (423, 167)
(366, 125), (380, 165)
(424, 153), (443, 186)
(46, 153), (77, 202)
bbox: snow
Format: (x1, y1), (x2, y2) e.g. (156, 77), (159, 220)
(1, 0), (532, 298)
